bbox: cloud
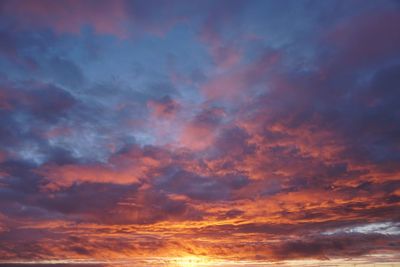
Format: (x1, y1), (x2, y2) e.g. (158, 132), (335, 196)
(0, 0), (400, 264)
(178, 106), (225, 150)
(200, 51), (280, 100)
(36, 144), (170, 190)
(325, 9), (400, 68)
(1, 0), (129, 37)
(1, 0), (194, 38)
(147, 96), (180, 119)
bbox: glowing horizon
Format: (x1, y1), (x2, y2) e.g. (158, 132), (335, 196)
(1, 255), (400, 267)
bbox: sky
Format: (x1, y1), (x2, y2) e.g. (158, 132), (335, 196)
(0, 0), (400, 266)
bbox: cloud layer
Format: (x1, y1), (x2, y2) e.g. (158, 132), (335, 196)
(0, 0), (399, 265)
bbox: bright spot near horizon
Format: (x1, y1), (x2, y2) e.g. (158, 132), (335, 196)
(168, 256), (216, 267)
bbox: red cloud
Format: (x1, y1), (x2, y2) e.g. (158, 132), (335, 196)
(37, 145), (170, 190)
(178, 107), (225, 151)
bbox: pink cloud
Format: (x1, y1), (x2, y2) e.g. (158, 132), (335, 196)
(178, 107), (225, 151)
(326, 10), (400, 68)
(200, 28), (243, 69)
(37, 145), (171, 190)
(179, 123), (217, 151)
(2, 0), (129, 37)
(198, 0), (246, 69)
(147, 96), (180, 119)
(0, 151), (7, 163)
(201, 51), (280, 100)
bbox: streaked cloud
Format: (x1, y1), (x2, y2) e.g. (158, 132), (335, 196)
(0, 0), (399, 265)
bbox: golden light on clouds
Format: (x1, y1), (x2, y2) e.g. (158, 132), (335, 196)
(0, 0), (400, 266)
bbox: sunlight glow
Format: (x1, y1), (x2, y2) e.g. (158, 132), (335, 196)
(169, 256), (216, 267)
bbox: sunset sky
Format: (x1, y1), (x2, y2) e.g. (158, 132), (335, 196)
(0, 0), (400, 266)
